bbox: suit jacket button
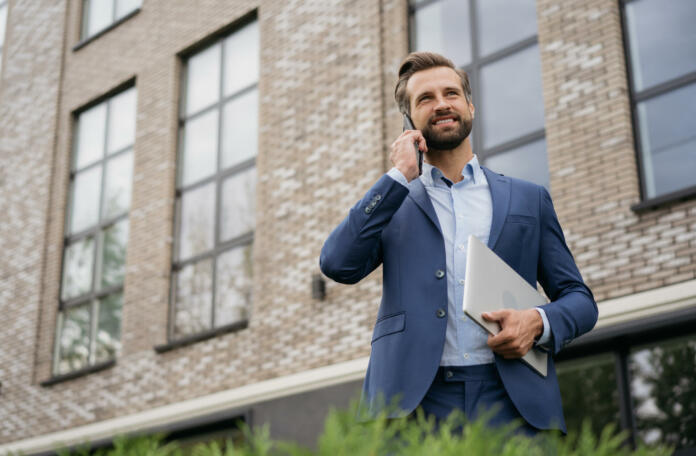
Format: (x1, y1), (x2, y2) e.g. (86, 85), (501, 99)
(445, 370), (454, 379)
(364, 207), (372, 214)
(436, 308), (446, 318)
(435, 269), (445, 279)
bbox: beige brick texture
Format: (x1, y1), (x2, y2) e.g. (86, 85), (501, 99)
(0, 0), (694, 445)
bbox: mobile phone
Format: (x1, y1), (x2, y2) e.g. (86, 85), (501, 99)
(402, 113), (423, 176)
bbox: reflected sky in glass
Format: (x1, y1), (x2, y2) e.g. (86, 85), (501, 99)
(637, 82), (696, 198)
(476, 0), (537, 56)
(483, 139), (549, 189)
(626, 0), (696, 91)
(411, 0), (471, 68)
(480, 45), (545, 148)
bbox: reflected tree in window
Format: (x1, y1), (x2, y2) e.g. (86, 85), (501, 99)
(631, 338), (696, 448)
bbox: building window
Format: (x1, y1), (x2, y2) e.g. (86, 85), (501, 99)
(0, 0), (7, 76)
(557, 316), (696, 451)
(623, 0), (696, 202)
(81, 0), (141, 40)
(171, 19), (258, 341)
(409, 0), (549, 188)
(55, 86), (137, 375)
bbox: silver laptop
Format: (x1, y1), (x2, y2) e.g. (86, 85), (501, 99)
(462, 235), (548, 377)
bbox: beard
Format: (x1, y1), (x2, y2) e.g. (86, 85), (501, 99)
(421, 113), (472, 151)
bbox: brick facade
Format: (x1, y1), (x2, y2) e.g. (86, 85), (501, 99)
(0, 0), (694, 446)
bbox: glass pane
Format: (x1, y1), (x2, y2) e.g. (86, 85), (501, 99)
(625, 0), (696, 91)
(636, 82), (696, 199)
(86, 0), (114, 37)
(95, 293), (122, 363)
(102, 150), (133, 219)
(180, 109), (219, 186)
(115, 0), (141, 20)
(480, 45), (545, 148)
(178, 182), (216, 261)
(411, 0), (471, 67)
(629, 335), (696, 449)
(56, 304), (92, 374)
(107, 87), (137, 155)
(62, 237), (95, 300)
(185, 43), (221, 116)
(0, 4), (7, 48)
(223, 21), (259, 96)
(174, 259), (213, 337)
(221, 167), (256, 242)
(215, 244), (253, 327)
(477, 0), (537, 56)
(100, 219), (129, 289)
(75, 103), (107, 170)
(221, 89), (258, 169)
(69, 166), (103, 234)
(483, 139), (549, 189)
(557, 353), (621, 437)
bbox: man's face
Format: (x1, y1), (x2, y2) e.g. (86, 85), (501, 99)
(406, 66), (474, 151)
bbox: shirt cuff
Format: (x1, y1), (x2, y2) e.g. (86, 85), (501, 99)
(534, 307), (552, 347)
(387, 167), (409, 187)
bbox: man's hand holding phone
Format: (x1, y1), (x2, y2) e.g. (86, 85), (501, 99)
(391, 128), (427, 183)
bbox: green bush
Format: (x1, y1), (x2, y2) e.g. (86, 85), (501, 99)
(53, 403), (672, 456)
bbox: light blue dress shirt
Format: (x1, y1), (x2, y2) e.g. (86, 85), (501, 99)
(387, 155), (550, 366)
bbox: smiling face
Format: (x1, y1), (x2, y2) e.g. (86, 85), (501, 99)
(406, 66), (474, 151)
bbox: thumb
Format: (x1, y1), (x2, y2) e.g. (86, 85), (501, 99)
(482, 310), (506, 322)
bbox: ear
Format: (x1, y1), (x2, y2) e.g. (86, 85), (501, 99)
(469, 102), (475, 118)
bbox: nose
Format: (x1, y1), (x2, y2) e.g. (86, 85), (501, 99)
(433, 95), (452, 112)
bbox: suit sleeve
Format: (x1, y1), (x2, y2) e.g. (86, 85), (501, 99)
(537, 186), (598, 355)
(319, 174), (410, 284)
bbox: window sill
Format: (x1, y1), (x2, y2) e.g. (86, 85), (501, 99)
(40, 359), (116, 387)
(154, 320), (249, 353)
(631, 185), (696, 213)
(73, 8), (141, 52)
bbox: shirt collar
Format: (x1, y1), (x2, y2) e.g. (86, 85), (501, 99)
(420, 154), (483, 187)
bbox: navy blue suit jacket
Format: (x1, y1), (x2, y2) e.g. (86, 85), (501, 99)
(319, 167), (597, 432)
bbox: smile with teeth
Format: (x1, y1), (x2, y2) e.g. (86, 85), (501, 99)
(434, 118), (455, 125)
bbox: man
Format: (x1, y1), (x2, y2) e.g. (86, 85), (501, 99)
(319, 52), (597, 434)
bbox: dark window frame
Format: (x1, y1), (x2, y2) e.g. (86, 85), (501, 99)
(557, 305), (696, 449)
(165, 12), (258, 347)
(54, 81), (136, 377)
(619, 0), (696, 212)
(408, 0), (546, 173)
(74, 0), (142, 50)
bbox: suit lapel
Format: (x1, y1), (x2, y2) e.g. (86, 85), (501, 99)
(482, 166), (510, 251)
(407, 178), (443, 234)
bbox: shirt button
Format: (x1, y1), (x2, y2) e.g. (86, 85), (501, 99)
(458, 279), (465, 286)
(435, 269), (445, 279)
(458, 244), (466, 251)
(436, 308), (446, 318)
(463, 353), (469, 359)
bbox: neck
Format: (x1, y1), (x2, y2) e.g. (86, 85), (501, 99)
(424, 137), (474, 183)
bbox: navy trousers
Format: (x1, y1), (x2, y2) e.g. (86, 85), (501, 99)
(417, 364), (538, 437)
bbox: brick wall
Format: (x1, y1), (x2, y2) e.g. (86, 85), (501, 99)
(536, 0), (696, 301)
(0, 0), (694, 444)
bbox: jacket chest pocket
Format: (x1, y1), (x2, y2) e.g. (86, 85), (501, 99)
(371, 312), (406, 344)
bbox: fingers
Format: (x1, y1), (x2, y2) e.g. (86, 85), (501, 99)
(390, 130), (427, 182)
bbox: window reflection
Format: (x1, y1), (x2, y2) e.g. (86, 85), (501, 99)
(410, 0), (471, 68)
(557, 353), (622, 437)
(215, 245), (253, 327)
(483, 139), (549, 189)
(174, 259), (214, 337)
(476, 0), (537, 56)
(57, 304), (91, 374)
(629, 336), (696, 449)
(480, 44), (545, 148)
